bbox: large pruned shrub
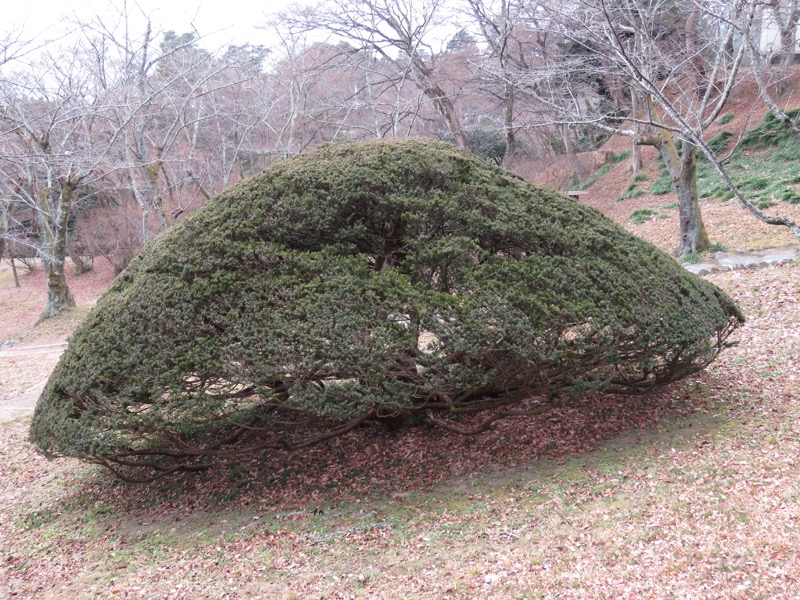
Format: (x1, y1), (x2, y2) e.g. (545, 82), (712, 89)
(30, 139), (743, 480)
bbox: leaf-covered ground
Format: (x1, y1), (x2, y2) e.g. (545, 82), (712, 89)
(1, 258), (798, 598)
(2, 115), (800, 596)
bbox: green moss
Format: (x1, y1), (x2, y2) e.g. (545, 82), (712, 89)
(781, 190), (800, 204)
(576, 164), (611, 190)
(741, 109), (800, 149)
(741, 176), (771, 191)
(718, 113), (734, 125)
(691, 111), (800, 204)
(30, 139), (743, 481)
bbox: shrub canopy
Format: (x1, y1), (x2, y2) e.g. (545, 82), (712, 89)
(30, 139), (743, 480)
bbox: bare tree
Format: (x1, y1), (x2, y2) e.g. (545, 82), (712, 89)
(465, 0), (536, 165)
(278, 0), (470, 148)
(72, 9), (272, 244)
(761, 0), (800, 95)
(735, 0), (800, 137)
(0, 46), (98, 317)
(535, 0), (799, 254)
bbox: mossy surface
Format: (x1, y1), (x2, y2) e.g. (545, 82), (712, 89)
(30, 139), (743, 479)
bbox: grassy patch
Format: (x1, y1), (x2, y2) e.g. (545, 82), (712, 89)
(741, 108), (800, 149)
(629, 208), (655, 224)
(650, 173), (673, 195)
(707, 130), (734, 154)
(574, 151), (634, 191)
(693, 113), (800, 205)
(617, 183), (647, 202)
(718, 113), (735, 125)
(781, 189), (800, 204)
(681, 252), (702, 264)
(575, 164), (611, 190)
(609, 150), (632, 164)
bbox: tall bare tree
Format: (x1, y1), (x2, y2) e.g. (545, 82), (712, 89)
(535, 0), (800, 254)
(762, 0), (800, 95)
(279, 0), (470, 148)
(0, 45), (98, 317)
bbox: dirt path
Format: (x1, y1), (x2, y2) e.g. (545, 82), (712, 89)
(0, 342), (66, 422)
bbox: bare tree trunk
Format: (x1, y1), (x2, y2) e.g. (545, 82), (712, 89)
(748, 45), (800, 136)
(630, 90), (642, 173)
(777, 26), (798, 95)
(502, 81), (517, 167)
(42, 259), (75, 319)
(676, 142), (709, 255)
(140, 202), (151, 245)
(412, 56), (468, 148)
(39, 178), (79, 319)
(685, 8), (708, 97)
(67, 240), (91, 274)
(771, 0), (800, 95)
(601, 54), (626, 111)
(10, 257), (20, 288)
(562, 124), (582, 181)
(0, 220), (5, 279)
(658, 135), (709, 256)
(0, 201), (16, 287)
(146, 146), (173, 231)
(0, 238), (16, 288)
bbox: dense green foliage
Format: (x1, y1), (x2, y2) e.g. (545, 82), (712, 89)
(30, 139), (743, 480)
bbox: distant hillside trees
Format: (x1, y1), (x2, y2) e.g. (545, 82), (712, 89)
(2, 0), (800, 314)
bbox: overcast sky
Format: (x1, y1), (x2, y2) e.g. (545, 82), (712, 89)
(4, 0), (313, 51)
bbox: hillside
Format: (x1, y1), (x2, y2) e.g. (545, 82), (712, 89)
(528, 73), (800, 255)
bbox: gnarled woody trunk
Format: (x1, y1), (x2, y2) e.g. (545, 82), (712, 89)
(39, 177), (79, 320)
(640, 97), (709, 256)
(664, 139), (710, 256)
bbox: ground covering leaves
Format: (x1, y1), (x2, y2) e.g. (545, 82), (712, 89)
(2, 91), (800, 595)
(1, 260), (798, 598)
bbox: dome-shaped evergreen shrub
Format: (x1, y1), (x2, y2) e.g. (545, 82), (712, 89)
(30, 139), (743, 480)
